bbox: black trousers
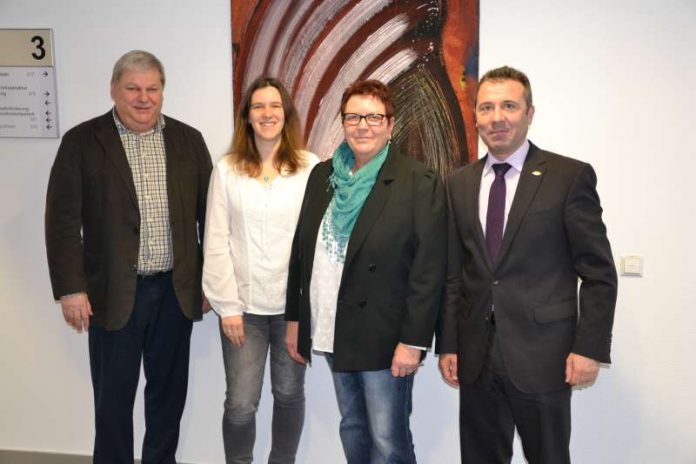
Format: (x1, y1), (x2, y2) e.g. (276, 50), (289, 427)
(459, 324), (571, 464)
(88, 272), (193, 464)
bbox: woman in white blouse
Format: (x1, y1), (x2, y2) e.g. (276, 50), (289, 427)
(203, 76), (319, 464)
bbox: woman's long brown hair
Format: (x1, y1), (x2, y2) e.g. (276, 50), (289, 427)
(230, 76), (305, 177)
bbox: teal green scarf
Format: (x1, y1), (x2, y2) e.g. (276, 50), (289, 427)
(321, 141), (390, 262)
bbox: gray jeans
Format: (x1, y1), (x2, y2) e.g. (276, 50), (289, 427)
(221, 313), (306, 464)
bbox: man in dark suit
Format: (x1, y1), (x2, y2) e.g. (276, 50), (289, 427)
(437, 66), (617, 463)
(45, 50), (212, 464)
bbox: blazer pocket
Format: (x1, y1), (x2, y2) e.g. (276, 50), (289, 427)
(524, 208), (560, 222)
(533, 298), (577, 324)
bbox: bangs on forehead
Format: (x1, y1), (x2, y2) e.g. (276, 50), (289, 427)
(250, 86), (282, 102)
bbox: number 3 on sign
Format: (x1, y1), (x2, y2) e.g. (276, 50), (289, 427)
(31, 35), (46, 60)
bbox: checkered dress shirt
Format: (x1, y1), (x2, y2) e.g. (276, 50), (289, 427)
(113, 110), (173, 274)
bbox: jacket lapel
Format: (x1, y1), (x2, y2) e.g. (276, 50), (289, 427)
(163, 117), (181, 224)
(464, 158), (491, 270)
(343, 148), (398, 270)
(95, 111), (138, 209)
(301, 163), (335, 271)
(496, 143), (547, 267)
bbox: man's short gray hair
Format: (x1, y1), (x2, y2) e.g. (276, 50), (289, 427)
(111, 50), (165, 86)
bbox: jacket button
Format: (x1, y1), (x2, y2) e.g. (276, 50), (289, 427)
(368, 264), (376, 272)
(493, 280), (500, 286)
(358, 300), (367, 308)
(133, 227), (139, 234)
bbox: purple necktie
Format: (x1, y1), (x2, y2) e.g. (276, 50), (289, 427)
(486, 163), (512, 263)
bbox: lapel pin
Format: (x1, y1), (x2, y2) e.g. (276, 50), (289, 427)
(531, 170), (542, 176)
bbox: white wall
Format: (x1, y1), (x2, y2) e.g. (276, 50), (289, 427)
(1, 0), (695, 463)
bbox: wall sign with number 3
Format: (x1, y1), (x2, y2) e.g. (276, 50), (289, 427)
(31, 35), (46, 60)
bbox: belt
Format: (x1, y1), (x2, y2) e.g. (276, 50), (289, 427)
(137, 270), (172, 280)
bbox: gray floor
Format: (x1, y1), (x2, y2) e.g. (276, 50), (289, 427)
(0, 450), (195, 463)
(0, 450), (92, 464)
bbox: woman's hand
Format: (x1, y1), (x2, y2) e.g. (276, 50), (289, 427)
(391, 343), (421, 377)
(221, 315), (245, 347)
(285, 321), (306, 365)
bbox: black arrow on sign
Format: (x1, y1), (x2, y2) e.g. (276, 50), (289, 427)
(44, 91), (50, 96)
(45, 111), (51, 116)
(47, 125), (52, 129)
(43, 71), (48, 77)
(46, 118), (52, 123)
(45, 100), (50, 105)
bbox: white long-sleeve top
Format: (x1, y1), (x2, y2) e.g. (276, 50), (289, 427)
(203, 151), (319, 318)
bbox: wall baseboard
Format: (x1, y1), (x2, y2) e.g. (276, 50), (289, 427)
(0, 450), (92, 464)
(0, 450), (195, 463)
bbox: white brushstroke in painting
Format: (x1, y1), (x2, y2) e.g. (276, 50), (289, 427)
(295, 0), (392, 124)
(310, 48), (418, 159)
(267, 1), (314, 86)
(368, 48), (420, 85)
(306, 15), (410, 156)
(281, 0), (351, 91)
(243, 0), (291, 91)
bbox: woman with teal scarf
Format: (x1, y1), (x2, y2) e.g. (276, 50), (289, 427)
(285, 80), (447, 464)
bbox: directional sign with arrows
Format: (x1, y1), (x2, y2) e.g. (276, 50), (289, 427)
(0, 29), (59, 138)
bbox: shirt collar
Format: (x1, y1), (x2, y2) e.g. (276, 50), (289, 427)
(112, 107), (166, 136)
(484, 139), (530, 175)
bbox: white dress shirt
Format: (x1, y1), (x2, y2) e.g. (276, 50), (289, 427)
(478, 140), (530, 234)
(203, 151), (319, 318)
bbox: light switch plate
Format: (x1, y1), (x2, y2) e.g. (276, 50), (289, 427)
(620, 254), (643, 277)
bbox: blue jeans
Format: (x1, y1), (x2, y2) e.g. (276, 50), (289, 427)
(220, 313), (306, 464)
(326, 354), (417, 464)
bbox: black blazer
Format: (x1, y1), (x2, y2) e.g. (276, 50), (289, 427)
(286, 148), (447, 372)
(437, 143), (617, 393)
(45, 111), (212, 330)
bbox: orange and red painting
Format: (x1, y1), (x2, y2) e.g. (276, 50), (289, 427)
(232, 0), (479, 176)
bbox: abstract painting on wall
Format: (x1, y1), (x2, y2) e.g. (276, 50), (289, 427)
(232, 0), (479, 176)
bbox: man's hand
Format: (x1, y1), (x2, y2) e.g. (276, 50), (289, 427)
(438, 353), (459, 388)
(565, 352), (600, 387)
(60, 293), (93, 333)
(285, 321), (306, 365)
(391, 343), (421, 377)
(221, 315), (245, 347)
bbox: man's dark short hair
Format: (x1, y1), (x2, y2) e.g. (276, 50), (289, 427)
(478, 66), (533, 109)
